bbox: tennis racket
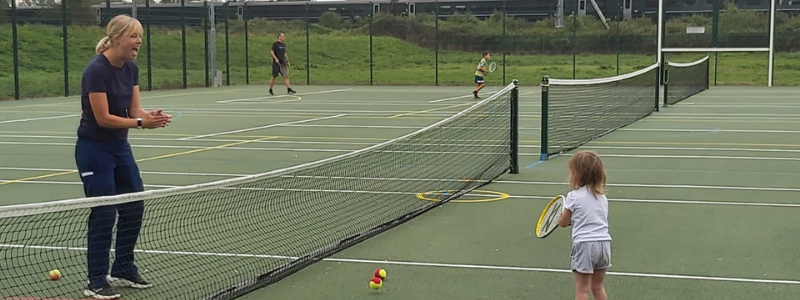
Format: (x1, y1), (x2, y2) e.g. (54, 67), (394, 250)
(282, 54), (292, 76)
(281, 63), (291, 76)
(535, 195), (564, 238)
(488, 61), (497, 73)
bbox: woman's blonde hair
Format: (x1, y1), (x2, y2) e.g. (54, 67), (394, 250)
(567, 150), (607, 197)
(95, 15), (143, 55)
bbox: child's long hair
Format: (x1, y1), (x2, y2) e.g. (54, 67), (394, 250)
(568, 151), (607, 197)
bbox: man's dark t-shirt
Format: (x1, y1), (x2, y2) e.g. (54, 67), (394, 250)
(272, 41), (286, 65)
(78, 54), (138, 142)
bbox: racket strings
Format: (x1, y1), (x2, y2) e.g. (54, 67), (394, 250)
(536, 195), (564, 238)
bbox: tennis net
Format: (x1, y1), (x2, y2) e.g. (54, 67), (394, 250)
(539, 63), (660, 159)
(664, 56), (710, 106)
(0, 81), (519, 300)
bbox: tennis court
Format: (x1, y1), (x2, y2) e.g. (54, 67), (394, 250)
(1, 81), (800, 300)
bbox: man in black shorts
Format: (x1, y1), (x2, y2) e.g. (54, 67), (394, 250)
(269, 32), (296, 95)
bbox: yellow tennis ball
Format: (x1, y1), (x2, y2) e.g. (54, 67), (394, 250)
(48, 269), (61, 280)
(374, 268), (387, 279)
(369, 277), (382, 289)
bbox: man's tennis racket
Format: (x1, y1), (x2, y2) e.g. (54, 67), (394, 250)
(535, 195), (564, 238)
(283, 63), (291, 76)
(488, 61), (497, 73)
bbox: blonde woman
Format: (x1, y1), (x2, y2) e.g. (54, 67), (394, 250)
(76, 14), (170, 299)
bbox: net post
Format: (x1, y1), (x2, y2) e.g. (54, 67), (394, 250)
(705, 57), (711, 90)
(654, 67), (660, 111)
(662, 68), (669, 108)
(510, 79), (519, 174)
(540, 76), (550, 161)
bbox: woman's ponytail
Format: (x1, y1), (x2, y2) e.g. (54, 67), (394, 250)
(95, 36), (111, 55)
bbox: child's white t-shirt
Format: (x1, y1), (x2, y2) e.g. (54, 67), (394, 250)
(564, 186), (612, 244)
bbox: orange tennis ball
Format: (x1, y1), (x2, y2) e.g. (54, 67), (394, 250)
(374, 268), (387, 279)
(48, 269), (61, 280)
(369, 277), (382, 289)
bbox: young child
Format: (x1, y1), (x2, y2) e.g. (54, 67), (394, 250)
(473, 52), (491, 99)
(558, 150), (612, 300)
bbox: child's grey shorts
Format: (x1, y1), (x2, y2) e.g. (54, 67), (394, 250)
(570, 240), (612, 274)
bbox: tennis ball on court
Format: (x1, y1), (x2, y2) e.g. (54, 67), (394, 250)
(369, 277), (383, 289)
(374, 268), (387, 279)
(48, 269), (61, 280)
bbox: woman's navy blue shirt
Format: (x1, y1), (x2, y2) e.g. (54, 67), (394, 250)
(78, 54), (139, 142)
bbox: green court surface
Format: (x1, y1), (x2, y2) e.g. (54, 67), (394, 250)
(1, 84), (800, 299)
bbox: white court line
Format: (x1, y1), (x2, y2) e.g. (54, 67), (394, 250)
(568, 153), (800, 162)
(428, 94), (477, 103)
(0, 167), (247, 178)
(7, 135), (800, 154)
(668, 104), (800, 108)
(282, 124), (800, 134)
(177, 108), (412, 114)
(179, 114), (347, 140)
(143, 88), (246, 99)
(0, 244), (798, 285)
(5, 139), (800, 161)
(495, 180), (800, 193)
(3, 170), (800, 195)
(0, 114), (80, 125)
(4, 173), (799, 208)
(427, 90), (500, 103)
(216, 89), (352, 103)
(655, 113), (800, 117)
(575, 145), (800, 154)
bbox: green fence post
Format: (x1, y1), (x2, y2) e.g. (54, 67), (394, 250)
(369, 3), (373, 86)
(181, 0), (187, 89)
(572, 12), (577, 79)
(502, 0), (506, 85)
(225, 2), (230, 86)
(146, 0), (152, 91)
(540, 76), (550, 161)
(204, 1), (210, 87)
(306, 3), (310, 85)
(434, 0), (439, 86)
(510, 79), (519, 174)
(11, 0), (19, 100)
(62, 0), (69, 97)
(244, 3), (249, 85)
(616, 0), (621, 76)
(712, 0), (719, 86)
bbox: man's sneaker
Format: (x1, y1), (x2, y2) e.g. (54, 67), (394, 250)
(269, 89), (274, 96)
(108, 274), (153, 289)
(84, 283), (121, 299)
(288, 88), (296, 95)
